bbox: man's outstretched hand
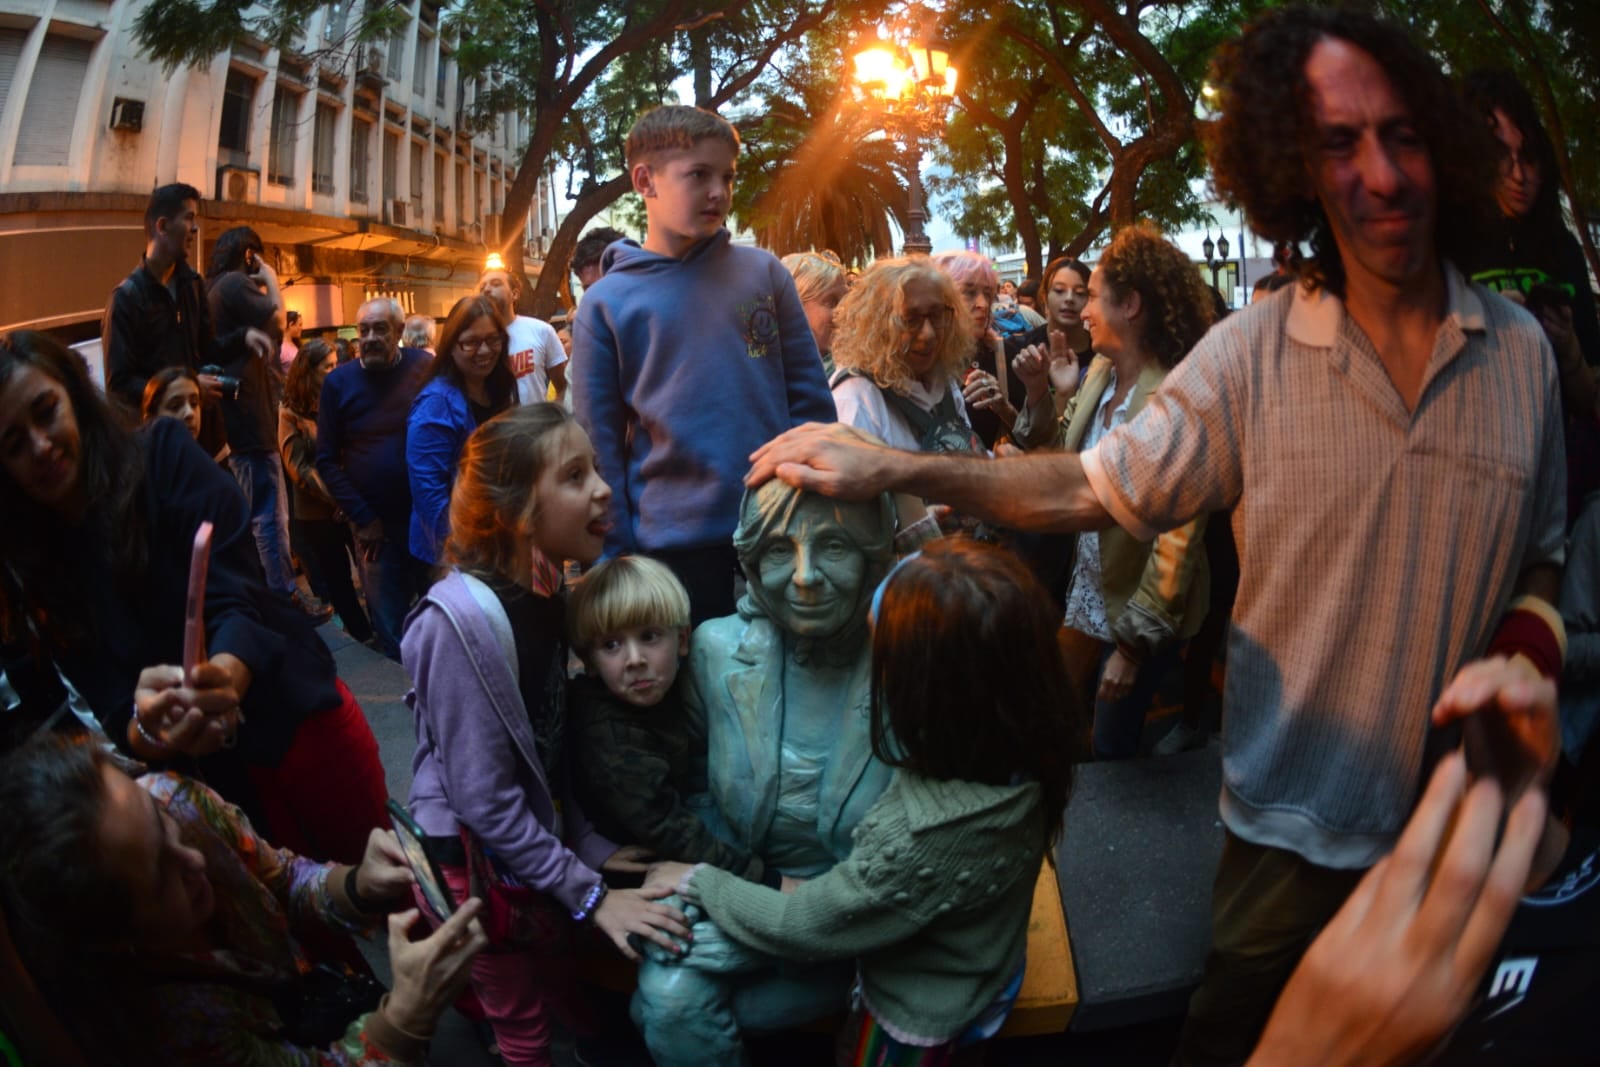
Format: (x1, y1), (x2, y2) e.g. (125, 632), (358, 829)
(746, 423), (895, 500)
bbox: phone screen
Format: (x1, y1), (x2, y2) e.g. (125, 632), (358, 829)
(386, 799), (455, 921)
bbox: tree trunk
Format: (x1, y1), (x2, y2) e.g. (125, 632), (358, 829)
(527, 173), (633, 319)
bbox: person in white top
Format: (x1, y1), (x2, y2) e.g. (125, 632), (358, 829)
(479, 267), (568, 405)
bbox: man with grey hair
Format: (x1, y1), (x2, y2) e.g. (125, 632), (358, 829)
(315, 297), (431, 658)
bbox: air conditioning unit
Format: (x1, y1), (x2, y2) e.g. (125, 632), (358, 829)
(386, 198), (407, 226)
(109, 97), (145, 132)
(216, 165), (260, 203)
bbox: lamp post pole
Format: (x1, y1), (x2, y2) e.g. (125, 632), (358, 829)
(1202, 232), (1231, 300)
(902, 140), (932, 256)
(851, 6), (955, 259)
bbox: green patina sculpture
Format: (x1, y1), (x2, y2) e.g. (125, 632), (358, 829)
(630, 480), (899, 1067)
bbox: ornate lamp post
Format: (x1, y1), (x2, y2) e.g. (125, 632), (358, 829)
(850, 8), (957, 256)
(1202, 231), (1230, 293)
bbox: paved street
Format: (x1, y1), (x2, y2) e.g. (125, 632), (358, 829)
(326, 624), (1183, 1065)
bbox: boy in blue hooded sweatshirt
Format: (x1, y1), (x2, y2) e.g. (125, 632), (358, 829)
(572, 105), (836, 623)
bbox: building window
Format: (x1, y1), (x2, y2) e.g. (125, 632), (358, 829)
(351, 117), (372, 202)
(433, 150), (446, 227)
(386, 23), (406, 82)
(267, 85), (301, 186)
(312, 102), (337, 194)
(409, 141), (424, 219)
(436, 50), (449, 109)
(382, 128), (398, 201)
(413, 28), (432, 98)
(323, 1), (350, 41)
(217, 70), (255, 167)
(0, 29), (29, 119)
(15, 34), (95, 166)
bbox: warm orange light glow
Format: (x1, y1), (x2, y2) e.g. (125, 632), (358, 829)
(853, 46), (909, 102)
(484, 252), (506, 271)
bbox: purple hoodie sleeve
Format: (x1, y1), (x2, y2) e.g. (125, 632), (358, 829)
(403, 601), (605, 914)
(770, 262), (837, 426)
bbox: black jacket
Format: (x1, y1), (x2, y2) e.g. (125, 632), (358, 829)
(53, 418), (339, 770)
(102, 257), (249, 408)
(1461, 216), (1600, 365)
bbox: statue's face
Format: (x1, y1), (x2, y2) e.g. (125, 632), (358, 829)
(753, 495), (869, 639)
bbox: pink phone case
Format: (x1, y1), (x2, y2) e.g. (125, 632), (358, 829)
(183, 522), (213, 684)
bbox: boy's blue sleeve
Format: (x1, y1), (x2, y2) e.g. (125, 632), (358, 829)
(770, 263), (837, 426)
(572, 298), (636, 556)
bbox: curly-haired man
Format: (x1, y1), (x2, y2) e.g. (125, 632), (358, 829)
(749, 8), (1568, 1062)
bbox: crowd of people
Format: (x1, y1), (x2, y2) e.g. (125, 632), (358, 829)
(0, 5), (1595, 1066)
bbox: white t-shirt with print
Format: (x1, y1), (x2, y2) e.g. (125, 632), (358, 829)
(507, 315), (568, 406)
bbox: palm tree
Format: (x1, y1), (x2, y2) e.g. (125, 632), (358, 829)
(736, 86), (911, 267)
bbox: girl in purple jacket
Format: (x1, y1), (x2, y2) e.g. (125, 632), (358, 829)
(402, 404), (688, 1066)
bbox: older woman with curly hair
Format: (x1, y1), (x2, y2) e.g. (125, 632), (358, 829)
(830, 258), (982, 458)
(1012, 224), (1215, 759)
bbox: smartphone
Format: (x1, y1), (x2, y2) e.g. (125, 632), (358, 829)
(183, 522), (213, 685)
(386, 799), (455, 921)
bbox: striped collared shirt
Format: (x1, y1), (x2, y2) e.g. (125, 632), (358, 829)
(1083, 263), (1566, 868)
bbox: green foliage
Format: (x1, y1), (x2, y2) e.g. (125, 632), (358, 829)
(923, 0), (1269, 274)
(132, 0), (406, 73)
(732, 17), (910, 264)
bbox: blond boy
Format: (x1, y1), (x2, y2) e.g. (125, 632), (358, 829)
(567, 556), (780, 887)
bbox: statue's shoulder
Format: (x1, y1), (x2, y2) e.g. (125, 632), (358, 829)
(689, 614), (778, 668)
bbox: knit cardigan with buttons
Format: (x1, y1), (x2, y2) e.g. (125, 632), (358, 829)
(685, 770), (1045, 1044)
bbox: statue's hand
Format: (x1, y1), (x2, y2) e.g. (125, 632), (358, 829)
(633, 894), (703, 965)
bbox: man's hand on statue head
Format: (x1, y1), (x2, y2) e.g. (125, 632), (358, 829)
(595, 886), (693, 962)
(745, 423), (895, 500)
(603, 844), (656, 874)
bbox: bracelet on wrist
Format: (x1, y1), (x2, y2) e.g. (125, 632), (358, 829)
(130, 705), (171, 754)
(344, 864), (388, 914)
(571, 881), (608, 923)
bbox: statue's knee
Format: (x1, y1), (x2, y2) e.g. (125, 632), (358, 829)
(633, 959), (723, 1020)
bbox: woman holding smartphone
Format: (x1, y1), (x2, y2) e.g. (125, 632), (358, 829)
(0, 330), (387, 865)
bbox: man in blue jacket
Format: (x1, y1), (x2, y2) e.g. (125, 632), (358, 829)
(315, 297), (430, 658)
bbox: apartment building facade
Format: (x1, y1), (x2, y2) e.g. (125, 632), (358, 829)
(0, 0), (554, 338)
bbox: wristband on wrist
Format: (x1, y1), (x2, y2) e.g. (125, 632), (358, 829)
(1486, 595), (1566, 680)
(572, 881), (607, 923)
(344, 864), (387, 914)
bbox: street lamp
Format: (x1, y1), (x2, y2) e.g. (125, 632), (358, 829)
(1202, 231), (1230, 294)
(850, 6), (958, 256)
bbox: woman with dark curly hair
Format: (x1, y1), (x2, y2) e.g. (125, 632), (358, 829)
(1010, 224), (1214, 759)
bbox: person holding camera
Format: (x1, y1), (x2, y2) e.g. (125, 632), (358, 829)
(206, 226), (330, 621)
